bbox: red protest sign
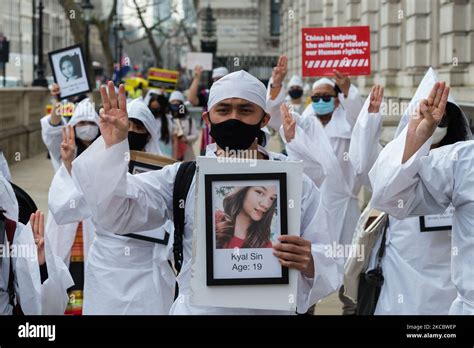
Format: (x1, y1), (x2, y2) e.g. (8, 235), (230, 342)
(302, 26), (371, 77)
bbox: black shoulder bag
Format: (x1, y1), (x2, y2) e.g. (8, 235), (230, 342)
(172, 161), (196, 300)
(356, 216), (390, 315)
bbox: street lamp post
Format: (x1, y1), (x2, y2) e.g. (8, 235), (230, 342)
(32, 0), (47, 87)
(200, 5), (217, 85)
(116, 21), (125, 83)
(112, 15), (119, 64)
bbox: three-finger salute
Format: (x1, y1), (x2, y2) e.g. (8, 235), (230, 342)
(99, 81), (129, 148)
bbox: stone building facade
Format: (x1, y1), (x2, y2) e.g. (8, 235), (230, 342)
(195, 0), (282, 83)
(0, 0), (108, 86)
(0, 0), (74, 85)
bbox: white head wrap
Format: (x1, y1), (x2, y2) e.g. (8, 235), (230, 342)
(127, 98), (162, 155)
(69, 98), (100, 127)
(0, 173), (18, 221)
(143, 89), (163, 106)
(212, 67), (229, 79)
(288, 75), (303, 88)
(169, 91), (185, 103)
(312, 77), (336, 90)
(208, 70), (267, 112)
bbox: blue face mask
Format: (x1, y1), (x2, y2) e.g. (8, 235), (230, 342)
(312, 98), (335, 116)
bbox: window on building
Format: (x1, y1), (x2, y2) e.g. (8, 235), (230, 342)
(270, 0), (280, 36)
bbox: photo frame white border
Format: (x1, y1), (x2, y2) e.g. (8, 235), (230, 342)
(190, 157), (303, 311)
(48, 44), (92, 100)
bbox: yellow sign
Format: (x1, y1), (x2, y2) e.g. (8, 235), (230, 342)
(124, 77), (148, 96)
(45, 102), (75, 118)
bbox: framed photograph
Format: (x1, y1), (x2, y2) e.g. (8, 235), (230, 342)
(48, 44), (92, 100)
(419, 206), (454, 232)
(128, 150), (177, 175)
(191, 157), (302, 311)
(120, 150), (177, 244)
(191, 157), (302, 310)
(205, 173), (288, 286)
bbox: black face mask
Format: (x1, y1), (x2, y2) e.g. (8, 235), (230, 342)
(128, 131), (148, 151)
(209, 115), (263, 151)
(288, 89), (303, 99)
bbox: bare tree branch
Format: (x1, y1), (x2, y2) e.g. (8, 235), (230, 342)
(90, 0), (118, 77)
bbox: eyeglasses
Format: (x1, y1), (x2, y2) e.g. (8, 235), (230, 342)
(311, 95), (336, 103)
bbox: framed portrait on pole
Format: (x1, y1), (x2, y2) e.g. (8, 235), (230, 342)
(48, 44), (92, 100)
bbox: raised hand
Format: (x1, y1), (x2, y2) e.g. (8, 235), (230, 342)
(50, 83), (60, 99)
(193, 65), (203, 79)
(402, 81), (450, 163)
(333, 70), (351, 97)
(410, 81), (449, 140)
(49, 83), (63, 125)
(30, 211), (45, 266)
(99, 82), (129, 147)
(61, 125), (76, 174)
(280, 103), (296, 143)
(368, 85), (384, 114)
(272, 55), (288, 87)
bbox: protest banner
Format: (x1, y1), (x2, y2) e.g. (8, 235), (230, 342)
(302, 26), (371, 77)
(186, 52), (213, 71)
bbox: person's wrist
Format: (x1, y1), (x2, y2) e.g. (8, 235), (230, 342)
(271, 83), (282, 88)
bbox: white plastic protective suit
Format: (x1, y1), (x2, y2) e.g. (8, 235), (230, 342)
(369, 69), (474, 315)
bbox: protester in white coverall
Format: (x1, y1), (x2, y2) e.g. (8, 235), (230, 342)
(0, 174), (73, 315)
(280, 77), (375, 248)
(48, 98), (175, 314)
(71, 71), (343, 314)
(369, 79), (474, 315)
